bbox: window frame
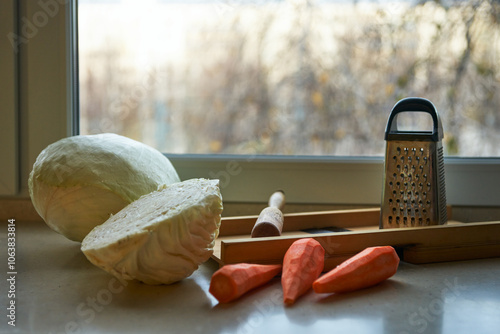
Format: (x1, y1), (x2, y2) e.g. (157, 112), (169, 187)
(8, 0), (500, 206)
(168, 154), (500, 206)
(2, 0), (79, 197)
(0, 0), (19, 196)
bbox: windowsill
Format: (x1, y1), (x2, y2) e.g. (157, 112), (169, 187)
(1, 219), (500, 333)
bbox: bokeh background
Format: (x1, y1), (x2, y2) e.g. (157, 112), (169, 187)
(79, 0), (500, 156)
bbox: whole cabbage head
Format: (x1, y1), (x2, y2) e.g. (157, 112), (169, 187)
(28, 133), (180, 242)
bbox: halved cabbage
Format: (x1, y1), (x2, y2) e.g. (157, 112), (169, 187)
(81, 178), (223, 285)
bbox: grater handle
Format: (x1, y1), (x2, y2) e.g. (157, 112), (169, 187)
(385, 97), (444, 141)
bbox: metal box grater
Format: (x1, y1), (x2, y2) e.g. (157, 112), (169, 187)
(380, 98), (447, 229)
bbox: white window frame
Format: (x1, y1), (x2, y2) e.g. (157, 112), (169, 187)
(6, 0), (500, 206)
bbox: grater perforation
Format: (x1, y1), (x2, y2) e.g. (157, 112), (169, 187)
(380, 98), (447, 229)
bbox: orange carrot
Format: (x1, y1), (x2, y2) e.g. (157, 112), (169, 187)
(209, 263), (282, 303)
(313, 246), (399, 294)
(282, 238), (325, 305)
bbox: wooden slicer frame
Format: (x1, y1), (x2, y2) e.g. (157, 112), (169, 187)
(211, 208), (500, 271)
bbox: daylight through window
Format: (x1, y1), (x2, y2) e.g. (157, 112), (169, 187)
(79, 0), (500, 157)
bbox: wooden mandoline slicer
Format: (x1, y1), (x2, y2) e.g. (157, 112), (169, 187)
(211, 208), (500, 271)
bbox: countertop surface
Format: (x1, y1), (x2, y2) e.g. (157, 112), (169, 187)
(1, 220), (500, 334)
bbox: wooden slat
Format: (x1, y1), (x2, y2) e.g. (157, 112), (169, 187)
(219, 208), (381, 236)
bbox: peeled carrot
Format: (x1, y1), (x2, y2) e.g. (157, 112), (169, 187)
(313, 246), (399, 294)
(282, 238), (325, 305)
(209, 263), (282, 303)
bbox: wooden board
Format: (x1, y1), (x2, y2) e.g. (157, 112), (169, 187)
(211, 208), (500, 270)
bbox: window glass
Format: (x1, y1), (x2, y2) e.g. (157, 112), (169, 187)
(79, 0), (500, 157)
